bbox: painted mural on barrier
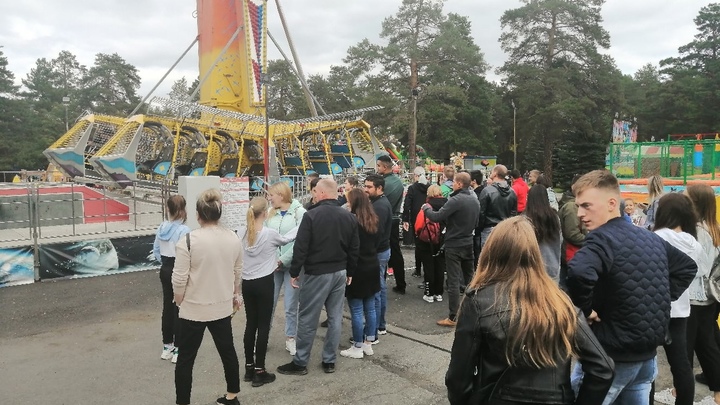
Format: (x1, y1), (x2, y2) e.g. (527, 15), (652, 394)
(39, 235), (156, 280)
(0, 246), (34, 287)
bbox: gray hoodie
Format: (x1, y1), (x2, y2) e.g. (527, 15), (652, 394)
(240, 226), (297, 280)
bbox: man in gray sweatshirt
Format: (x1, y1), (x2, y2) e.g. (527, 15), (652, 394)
(422, 172), (480, 327)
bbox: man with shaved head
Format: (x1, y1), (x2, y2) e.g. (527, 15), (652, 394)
(278, 178), (360, 376)
(477, 164), (517, 248)
(422, 171), (480, 327)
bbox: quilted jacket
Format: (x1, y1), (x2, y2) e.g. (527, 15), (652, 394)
(567, 217), (697, 362)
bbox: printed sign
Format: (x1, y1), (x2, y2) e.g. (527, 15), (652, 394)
(220, 177), (251, 231)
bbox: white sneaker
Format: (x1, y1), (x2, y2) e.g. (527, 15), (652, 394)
(161, 344), (174, 360)
(434, 295), (443, 302)
(653, 389), (675, 405)
(285, 339), (296, 356)
(171, 348), (178, 364)
(422, 295), (435, 303)
(362, 343), (374, 356)
(340, 346), (364, 359)
(377, 329), (387, 335)
(695, 396), (718, 405)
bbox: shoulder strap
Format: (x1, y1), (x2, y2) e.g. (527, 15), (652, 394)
(185, 232), (190, 251)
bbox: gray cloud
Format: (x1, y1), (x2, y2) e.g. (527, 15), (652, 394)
(0, 0), (712, 98)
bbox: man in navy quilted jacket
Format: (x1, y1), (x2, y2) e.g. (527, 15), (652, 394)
(567, 170), (696, 404)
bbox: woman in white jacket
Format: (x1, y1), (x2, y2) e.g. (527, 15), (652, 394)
(651, 193), (702, 405)
(686, 184), (720, 405)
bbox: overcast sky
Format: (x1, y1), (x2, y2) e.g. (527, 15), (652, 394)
(0, 0), (711, 99)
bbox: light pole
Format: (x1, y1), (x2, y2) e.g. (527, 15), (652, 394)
(512, 99), (517, 170)
(62, 96), (70, 132)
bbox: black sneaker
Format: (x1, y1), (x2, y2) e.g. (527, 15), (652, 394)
(252, 368), (277, 387)
(216, 395), (240, 405)
(696, 373), (708, 385)
(244, 363), (254, 382)
(277, 361), (308, 376)
(392, 286), (406, 295)
(320, 319), (329, 327)
(321, 362), (335, 374)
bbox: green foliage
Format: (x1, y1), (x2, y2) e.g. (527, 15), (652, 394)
(79, 53), (141, 116)
(500, 0), (619, 179)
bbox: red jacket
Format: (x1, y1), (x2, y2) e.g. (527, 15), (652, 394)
(511, 178), (529, 213)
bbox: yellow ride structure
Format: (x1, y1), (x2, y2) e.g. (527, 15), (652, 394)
(44, 0), (382, 188)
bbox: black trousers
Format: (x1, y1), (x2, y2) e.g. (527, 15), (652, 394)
(389, 218), (406, 290)
(472, 232), (482, 269)
(159, 256), (179, 345)
(175, 316), (240, 405)
(242, 273), (274, 368)
(650, 317), (693, 405)
(418, 245), (444, 296)
(687, 303), (720, 392)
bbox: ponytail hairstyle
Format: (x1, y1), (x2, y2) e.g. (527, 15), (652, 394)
(166, 195), (187, 223)
(246, 197), (268, 247)
(196, 189), (222, 223)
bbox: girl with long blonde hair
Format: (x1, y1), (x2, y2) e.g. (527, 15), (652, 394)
(240, 197), (298, 387)
(446, 217), (614, 405)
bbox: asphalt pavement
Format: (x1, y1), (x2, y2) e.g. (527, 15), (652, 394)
(0, 246), (711, 404)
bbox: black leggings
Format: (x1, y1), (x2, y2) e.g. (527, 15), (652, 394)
(688, 303), (720, 392)
(650, 317), (694, 405)
(417, 243), (444, 296)
(159, 256), (179, 345)
(242, 273), (275, 368)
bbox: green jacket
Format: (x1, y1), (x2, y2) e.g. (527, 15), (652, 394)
(382, 172), (404, 217)
(264, 199), (306, 269)
(558, 193), (585, 246)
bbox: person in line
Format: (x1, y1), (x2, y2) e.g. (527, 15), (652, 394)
(567, 170), (696, 404)
(172, 189), (243, 405)
(422, 172), (480, 327)
(469, 170), (485, 267)
(558, 174), (586, 289)
(446, 217), (614, 405)
(477, 165), (517, 248)
(685, 184), (720, 405)
(440, 166), (455, 198)
(364, 174), (393, 338)
(645, 174), (664, 230)
(403, 166), (429, 278)
(417, 184), (447, 303)
(376, 155), (406, 295)
(240, 197), (298, 387)
(154, 195), (190, 364)
(337, 176), (358, 208)
(524, 185), (561, 282)
(536, 174), (558, 211)
(266, 182), (306, 357)
(624, 198), (646, 227)
(340, 189), (381, 359)
(277, 179), (359, 376)
(510, 169), (529, 214)
(304, 174), (320, 210)
(528, 169), (540, 186)
(651, 193), (702, 405)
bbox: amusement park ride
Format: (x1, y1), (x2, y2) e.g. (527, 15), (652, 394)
(43, 0), (384, 189)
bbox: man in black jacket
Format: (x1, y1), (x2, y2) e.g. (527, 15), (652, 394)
(477, 165), (517, 248)
(422, 172), (480, 327)
(376, 155), (406, 294)
(567, 170), (697, 403)
(403, 167), (429, 277)
(277, 179), (360, 376)
(469, 170), (484, 267)
(365, 174), (393, 336)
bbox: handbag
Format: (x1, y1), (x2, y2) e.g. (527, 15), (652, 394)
(705, 247), (720, 302)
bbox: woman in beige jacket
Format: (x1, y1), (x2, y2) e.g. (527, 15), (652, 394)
(172, 189), (243, 405)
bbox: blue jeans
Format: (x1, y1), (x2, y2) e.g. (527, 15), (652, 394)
(348, 296), (376, 346)
(272, 268), (299, 338)
(480, 227), (494, 248)
(572, 357), (657, 405)
(375, 248), (390, 332)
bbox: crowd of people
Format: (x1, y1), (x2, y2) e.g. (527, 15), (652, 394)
(153, 160), (720, 405)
